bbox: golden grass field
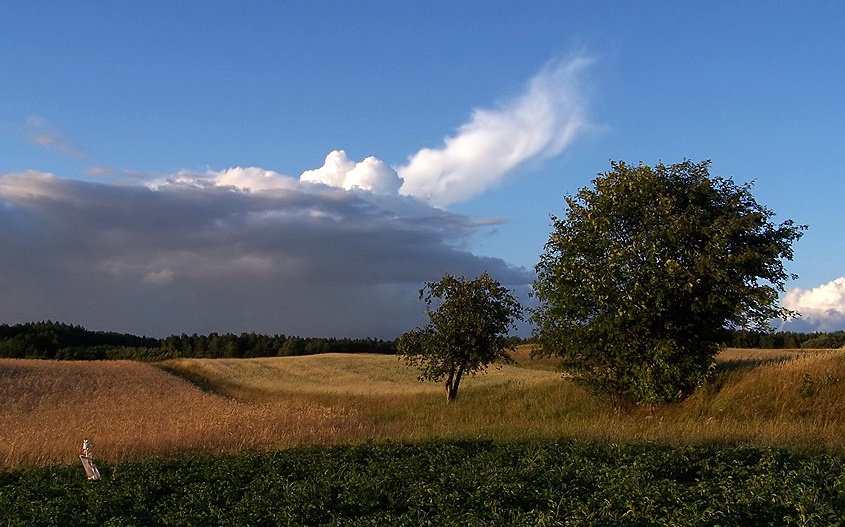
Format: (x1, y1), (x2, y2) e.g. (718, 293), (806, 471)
(2, 346), (844, 469)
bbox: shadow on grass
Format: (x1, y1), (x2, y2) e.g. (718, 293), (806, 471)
(715, 356), (794, 373)
(155, 363), (229, 398)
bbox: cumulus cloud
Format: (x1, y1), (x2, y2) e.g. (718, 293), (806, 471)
(398, 55), (592, 206)
(300, 150), (404, 195)
(781, 277), (845, 332)
(0, 169), (530, 338)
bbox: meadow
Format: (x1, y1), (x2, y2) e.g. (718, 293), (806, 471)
(2, 346), (844, 470)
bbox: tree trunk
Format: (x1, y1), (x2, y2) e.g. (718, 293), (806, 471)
(445, 364), (465, 403)
(444, 369), (455, 403)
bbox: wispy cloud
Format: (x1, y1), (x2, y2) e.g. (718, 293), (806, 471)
(24, 115), (84, 157)
(397, 55), (593, 206)
(85, 166), (115, 177)
(781, 277), (845, 332)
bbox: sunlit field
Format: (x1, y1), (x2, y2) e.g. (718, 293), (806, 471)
(3, 346), (845, 469)
(0, 359), (367, 469)
(158, 350), (562, 399)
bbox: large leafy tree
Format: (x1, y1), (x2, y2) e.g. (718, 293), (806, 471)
(398, 272), (523, 403)
(531, 160), (806, 406)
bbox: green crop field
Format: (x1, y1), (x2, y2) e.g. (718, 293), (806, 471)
(2, 441), (844, 525)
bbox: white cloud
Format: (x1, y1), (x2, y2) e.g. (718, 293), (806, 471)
(200, 55), (592, 207)
(300, 150), (403, 195)
(300, 150), (354, 188)
(154, 166), (298, 192)
(782, 277), (845, 331)
(204, 166), (298, 192)
(397, 55), (592, 206)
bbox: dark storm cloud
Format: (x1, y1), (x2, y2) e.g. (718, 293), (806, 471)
(0, 170), (531, 338)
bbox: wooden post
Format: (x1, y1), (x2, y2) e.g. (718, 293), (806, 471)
(79, 438), (101, 481)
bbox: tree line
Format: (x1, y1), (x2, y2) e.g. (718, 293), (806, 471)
(0, 321), (396, 361)
(1, 321), (841, 363)
(724, 329), (845, 350)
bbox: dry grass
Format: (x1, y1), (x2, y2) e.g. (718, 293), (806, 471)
(0, 359), (369, 469)
(158, 353), (561, 399)
(715, 347), (833, 366)
(5, 347), (845, 470)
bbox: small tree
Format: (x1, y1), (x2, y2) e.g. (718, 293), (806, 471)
(531, 160), (806, 407)
(398, 272), (523, 403)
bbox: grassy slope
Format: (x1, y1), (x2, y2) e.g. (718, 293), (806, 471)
(3, 347), (845, 469)
(158, 351), (562, 399)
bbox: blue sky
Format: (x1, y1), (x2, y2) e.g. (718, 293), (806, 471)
(1, 2), (843, 337)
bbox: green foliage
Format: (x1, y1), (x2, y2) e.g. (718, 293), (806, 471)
(398, 273), (522, 402)
(722, 329), (845, 349)
(801, 332), (845, 349)
(2, 441), (844, 525)
(531, 160), (806, 406)
(0, 321), (159, 359)
(0, 321), (397, 360)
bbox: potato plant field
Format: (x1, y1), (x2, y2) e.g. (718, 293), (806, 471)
(2, 440), (845, 526)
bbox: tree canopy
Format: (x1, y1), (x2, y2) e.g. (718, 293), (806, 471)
(530, 160), (806, 406)
(398, 272), (523, 403)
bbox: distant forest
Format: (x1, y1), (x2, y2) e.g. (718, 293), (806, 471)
(0, 321), (843, 361)
(723, 328), (845, 350)
(0, 321), (396, 361)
